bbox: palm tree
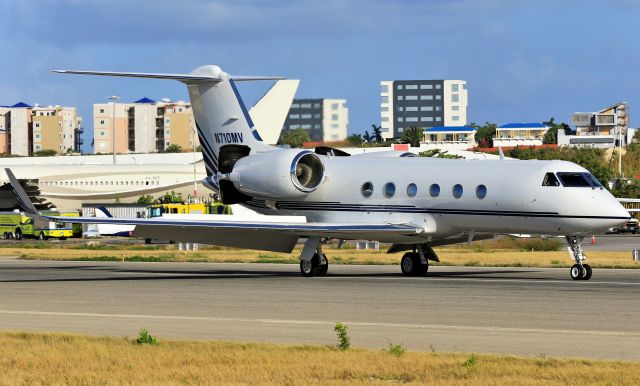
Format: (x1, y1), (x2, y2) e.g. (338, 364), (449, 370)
(401, 126), (423, 147)
(279, 127), (310, 148)
(363, 130), (375, 143)
(371, 124), (382, 143)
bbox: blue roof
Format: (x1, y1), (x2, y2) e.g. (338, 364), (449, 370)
(134, 97), (156, 104)
(425, 126), (477, 132)
(499, 123), (546, 129)
(11, 102), (32, 108)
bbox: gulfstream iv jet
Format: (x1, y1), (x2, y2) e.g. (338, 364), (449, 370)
(6, 65), (631, 281)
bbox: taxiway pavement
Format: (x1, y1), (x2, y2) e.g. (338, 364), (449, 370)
(0, 260), (638, 360)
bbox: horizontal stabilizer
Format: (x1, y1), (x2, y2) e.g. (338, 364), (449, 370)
(52, 70), (284, 83)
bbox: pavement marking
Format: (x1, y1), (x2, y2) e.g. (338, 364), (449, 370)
(322, 276), (640, 286)
(1, 310), (639, 338)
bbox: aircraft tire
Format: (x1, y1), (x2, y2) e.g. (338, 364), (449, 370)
(570, 264), (582, 281)
(300, 254), (320, 277)
(400, 253), (414, 276)
(581, 264), (592, 280)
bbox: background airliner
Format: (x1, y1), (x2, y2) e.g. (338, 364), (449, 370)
(8, 65), (632, 281)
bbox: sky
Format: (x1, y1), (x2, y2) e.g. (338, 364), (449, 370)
(1, 0), (639, 153)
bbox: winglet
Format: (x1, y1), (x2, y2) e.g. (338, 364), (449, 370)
(498, 146), (505, 160)
(4, 168), (39, 217)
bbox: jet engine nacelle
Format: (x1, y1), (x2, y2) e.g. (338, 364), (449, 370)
(224, 149), (325, 198)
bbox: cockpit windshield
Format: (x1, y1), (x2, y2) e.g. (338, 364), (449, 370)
(556, 172), (603, 188)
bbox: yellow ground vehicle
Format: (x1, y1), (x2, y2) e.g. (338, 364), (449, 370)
(0, 211), (74, 240)
(147, 202), (232, 218)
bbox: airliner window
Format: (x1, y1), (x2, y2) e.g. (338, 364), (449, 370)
(429, 184), (440, 197)
(542, 172), (560, 187)
(407, 183), (417, 197)
(361, 182), (374, 197)
(476, 184), (487, 199)
(383, 182), (396, 198)
(557, 172), (592, 187)
(452, 184), (463, 198)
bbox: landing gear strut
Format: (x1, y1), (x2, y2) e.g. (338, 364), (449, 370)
(299, 238), (329, 277)
(566, 236), (592, 281)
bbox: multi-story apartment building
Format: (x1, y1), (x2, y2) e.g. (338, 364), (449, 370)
(380, 80), (468, 141)
(32, 106), (82, 153)
(0, 102), (82, 156)
(282, 98), (348, 142)
(93, 98), (197, 154)
(559, 102), (631, 148)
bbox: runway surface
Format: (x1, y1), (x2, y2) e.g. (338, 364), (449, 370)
(582, 234), (639, 251)
(0, 259), (639, 360)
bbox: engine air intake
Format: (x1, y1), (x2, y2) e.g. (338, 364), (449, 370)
(291, 152), (324, 192)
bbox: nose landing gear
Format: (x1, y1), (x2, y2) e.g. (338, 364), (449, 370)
(566, 236), (592, 281)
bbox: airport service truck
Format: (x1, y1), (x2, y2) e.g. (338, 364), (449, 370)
(0, 211), (74, 240)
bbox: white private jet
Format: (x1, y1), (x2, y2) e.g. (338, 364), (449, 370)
(6, 65), (631, 281)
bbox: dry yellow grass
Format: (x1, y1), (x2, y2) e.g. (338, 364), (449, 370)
(0, 332), (638, 385)
(4, 244), (639, 269)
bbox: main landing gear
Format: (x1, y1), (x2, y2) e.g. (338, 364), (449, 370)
(566, 236), (592, 281)
(299, 238), (329, 277)
(400, 244), (438, 277)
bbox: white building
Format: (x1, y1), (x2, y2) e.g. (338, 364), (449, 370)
(559, 102), (631, 148)
(380, 79), (468, 141)
(494, 123), (549, 147)
(282, 98), (349, 142)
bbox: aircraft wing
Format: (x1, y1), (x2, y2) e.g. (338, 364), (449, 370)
(5, 168), (423, 252)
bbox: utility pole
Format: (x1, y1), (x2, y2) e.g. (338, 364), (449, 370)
(107, 95), (120, 164)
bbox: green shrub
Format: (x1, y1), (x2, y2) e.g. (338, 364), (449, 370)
(136, 329), (157, 345)
(385, 342), (406, 357)
(334, 323), (350, 350)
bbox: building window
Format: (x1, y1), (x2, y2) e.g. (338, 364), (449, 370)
(406, 107), (418, 112)
(100, 109), (104, 113)
(451, 94), (459, 103)
(476, 184), (487, 199)
(381, 96), (389, 103)
(396, 85), (403, 90)
(435, 106), (442, 111)
(405, 85), (418, 90)
(405, 95), (418, 101)
(331, 114), (339, 120)
(420, 117), (434, 122)
(452, 184), (463, 198)
(361, 182), (373, 197)
(451, 84), (459, 92)
(429, 184), (440, 197)
(314, 114), (321, 118)
(291, 103), (299, 108)
(100, 120), (105, 125)
(314, 103), (321, 108)
(301, 114), (312, 119)
(452, 116), (460, 121)
(331, 103), (339, 109)
(406, 117), (418, 122)
(421, 106), (433, 112)
(383, 182), (396, 198)
(381, 107), (388, 112)
(451, 106), (459, 111)
(420, 84), (433, 90)
(397, 96), (403, 101)
(397, 107), (404, 112)
(407, 183), (417, 197)
(436, 84), (441, 89)
(301, 103), (311, 108)
(381, 85), (389, 93)
(398, 117), (404, 122)
(290, 114), (300, 119)
(35, 122), (40, 128)
(435, 95), (442, 100)
(420, 95), (433, 100)
(331, 123), (339, 128)
(381, 117), (389, 122)
(436, 117), (442, 122)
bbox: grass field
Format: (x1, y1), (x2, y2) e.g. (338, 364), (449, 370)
(0, 332), (638, 385)
(2, 238), (639, 269)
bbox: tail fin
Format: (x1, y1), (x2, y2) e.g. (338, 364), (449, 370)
(4, 168), (39, 217)
(53, 65), (285, 187)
